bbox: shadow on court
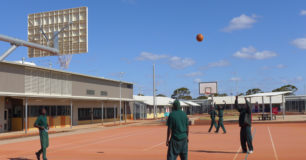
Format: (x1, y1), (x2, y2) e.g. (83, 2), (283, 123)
(190, 150), (237, 154)
(97, 152), (104, 154)
(8, 158), (32, 160)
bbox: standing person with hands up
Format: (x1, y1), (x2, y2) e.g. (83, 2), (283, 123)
(235, 96), (254, 154)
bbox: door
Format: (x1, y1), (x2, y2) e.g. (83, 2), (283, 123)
(4, 109), (8, 132)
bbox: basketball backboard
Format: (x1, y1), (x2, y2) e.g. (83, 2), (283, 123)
(199, 82), (218, 95)
(28, 7), (88, 58)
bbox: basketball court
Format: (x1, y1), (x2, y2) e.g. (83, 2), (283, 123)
(0, 122), (305, 160)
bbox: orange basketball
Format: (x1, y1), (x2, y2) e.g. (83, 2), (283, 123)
(196, 33), (204, 42)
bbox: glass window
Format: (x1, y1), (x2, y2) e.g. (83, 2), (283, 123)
(78, 108), (91, 120)
(93, 108), (102, 120)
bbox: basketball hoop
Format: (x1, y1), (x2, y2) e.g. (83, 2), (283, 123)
(58, 54), (72, 69)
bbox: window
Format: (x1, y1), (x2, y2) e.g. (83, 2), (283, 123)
(106, 108), (116, 118)
(127, 84), (133, 89)
(93, 108), (102, 120)
(86, 89), (95, 95)
(4, 110), (7, 120)
(78, 108), (91, 120)
(57, 106), (69, 116)
(100, 91), (108, 96)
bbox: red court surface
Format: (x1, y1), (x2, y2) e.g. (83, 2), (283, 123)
(0, 123), (305, 160)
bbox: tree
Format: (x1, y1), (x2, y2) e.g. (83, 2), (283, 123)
(171, 87), (192, 100)
(196, 96), (208, 99)
(246, 88), (262, 95)
(157, 94), (167, 97)
(237, 93), (244, 96)
(213, 93), (228, 97)
(137, 93), (144, 96)
(272, 84), (297, 95)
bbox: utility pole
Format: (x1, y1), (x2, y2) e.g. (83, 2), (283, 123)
(119, 72), (124, 125)
(153, 64), (156, 119)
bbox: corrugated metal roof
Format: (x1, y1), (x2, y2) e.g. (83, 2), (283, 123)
(1, 61), (133, 84)
(133, 95), (199, 107)
(245, 91), (291, 97)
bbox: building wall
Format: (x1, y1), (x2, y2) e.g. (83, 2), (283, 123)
(71, 75), (133, 99)
(0, 63), (25, 93)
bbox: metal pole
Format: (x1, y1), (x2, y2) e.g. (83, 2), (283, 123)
(0, 34), (59, 55)
(262, 96), (265, 114)
(25, 98), (28, 134)
(70, 100), (73, 128)
(120, 81), (122, 125)
(153, 64), (156, 119)
(102, 103), (104, 125)
(0, 44), (18, 61)
(114, 105), (116, 125)
(125, 102), (127, 124)
(282, 95), (285, 120)
(270, 96), (272, 120)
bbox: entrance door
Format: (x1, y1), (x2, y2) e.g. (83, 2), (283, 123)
(4, 109), (8, 132)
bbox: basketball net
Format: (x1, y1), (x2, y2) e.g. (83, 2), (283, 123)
(58, 54), (72, 69)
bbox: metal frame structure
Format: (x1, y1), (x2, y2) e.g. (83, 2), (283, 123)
(0, 34), (59, 61)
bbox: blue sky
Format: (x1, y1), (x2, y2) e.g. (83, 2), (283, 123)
(1, 0), (306, 97)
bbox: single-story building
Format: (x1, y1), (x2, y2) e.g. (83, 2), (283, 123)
(0, 61), (134, 133)
(133, 95), (200, 119)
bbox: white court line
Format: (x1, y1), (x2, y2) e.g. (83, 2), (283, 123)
(268, 127), (279, 160)
(143, 141), (165, 151)
(232, 146), (241, 160)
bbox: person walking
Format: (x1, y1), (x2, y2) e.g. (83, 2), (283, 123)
(34, 108), (49, 160)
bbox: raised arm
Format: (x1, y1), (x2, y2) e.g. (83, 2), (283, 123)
(234, 96), (241, 111)
(245, 97), (252, 114)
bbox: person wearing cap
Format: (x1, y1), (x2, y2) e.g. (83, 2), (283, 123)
(235, 96), (254, 154)
(166, 99), (189, 160)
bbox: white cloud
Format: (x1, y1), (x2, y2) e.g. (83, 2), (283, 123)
(136, 52), (168, 61)
(184, 71), (203, 77)
(233, 46), (277, 60)
(193, 78), (201, 83)
(222, 14), (257, 32)
(300, 10), (306, 15)
(230, 77), (241, 81)
(169, 56), (195, 69)
(292, 38), (306, 50)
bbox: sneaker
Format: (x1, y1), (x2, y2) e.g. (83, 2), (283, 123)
(35, 152), (40, 160)
(248, 150), (253, 154)
(242, 150), (247, 153)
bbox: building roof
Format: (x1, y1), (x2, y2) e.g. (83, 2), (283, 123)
(133, 95), (199, 107)
(245, 91), (291, 97)
(1, 61), (133, 85)
(0, 91), (136, 102)
(208, 95), (284, 105)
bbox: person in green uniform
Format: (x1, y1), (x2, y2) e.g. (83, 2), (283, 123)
(215, 101), (227, 133)
(235, 96), (253, 154)
(166, 99), (189, 160)
(208, 105), (217, 133)
(34, 108), (49, 160)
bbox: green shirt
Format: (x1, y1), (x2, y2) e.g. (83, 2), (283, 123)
(167, 110), (189, 140)
(34, 115), (49, 148)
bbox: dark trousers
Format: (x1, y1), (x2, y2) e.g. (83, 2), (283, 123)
(37, 147), (47, 160)
(167, 138), (188, 160)
(216, 117), (226, 133)
(208, 118), (217, 132)
(240, 126), (253, 152)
